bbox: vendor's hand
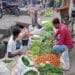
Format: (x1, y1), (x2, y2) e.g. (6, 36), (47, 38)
(50, 42), (56, 47)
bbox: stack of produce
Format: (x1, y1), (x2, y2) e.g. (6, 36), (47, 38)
(37, 63), (63, 75)
(42, 10), (54, 17)
(35, 54), (60, 67)
(42, 21), (54, 31)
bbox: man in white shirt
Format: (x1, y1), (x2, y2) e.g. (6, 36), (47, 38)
(7, 28), (22, 58)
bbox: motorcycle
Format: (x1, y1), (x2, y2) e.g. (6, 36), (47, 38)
(0, 0), (20, 19)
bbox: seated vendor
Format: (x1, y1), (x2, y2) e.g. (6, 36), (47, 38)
(7, 27), (23, 58)
(28, 9), (44, 35)
(52, 18), (73, 54)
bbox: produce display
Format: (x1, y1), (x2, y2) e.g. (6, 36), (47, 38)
(24, 70), (38, 75)
(42, 10), (54, 17)
(22, 57), (30, 66)
(26, 21), (64, 75)
(35, 54), (60, 67)
(42, 21), (54, 31)
(0, 21), (64, 75)
(37, 64), (63, 75)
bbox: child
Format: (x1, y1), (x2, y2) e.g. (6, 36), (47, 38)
(7, 27), (23, 58)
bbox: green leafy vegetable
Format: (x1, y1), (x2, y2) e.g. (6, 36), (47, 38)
(42, 21), (54, 31)
(22, 57), (30, 66)
(3, 59), (12, 64)
(37, 64), (63, 75)
(24, 70), (38, 75)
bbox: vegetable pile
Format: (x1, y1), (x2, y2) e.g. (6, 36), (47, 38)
(26, 21), (63, 75)
(42, 10), (54, 17)
(24, 70), (38, 75)
(22, 57), (30, 66)
(42, 21), (54, 31)
(35, 54), (60, 67)
(37, 64), (63, 75)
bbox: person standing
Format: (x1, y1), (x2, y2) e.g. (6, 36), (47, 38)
(55, 0), (70, 25)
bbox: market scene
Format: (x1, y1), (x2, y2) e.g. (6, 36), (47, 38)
(0, 0), (75, 75)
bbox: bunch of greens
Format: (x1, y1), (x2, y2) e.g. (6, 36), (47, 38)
(37, 64), (63, 75)
(31, 39), (54, 56)
(42, 21), (54, 31)
(31, 41), (41, 56)
(22, 57), (30, 66)
(24, 70), (38, 75)
(43, 10), (54, 17)
(42, 31), (54, 42)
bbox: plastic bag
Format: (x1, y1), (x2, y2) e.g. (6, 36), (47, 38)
(60, 48), (70, 70)
(0, 62), (10, 75)
(17, 55), (34, 75)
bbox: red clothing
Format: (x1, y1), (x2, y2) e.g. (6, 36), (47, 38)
(54, 24), (73, 48)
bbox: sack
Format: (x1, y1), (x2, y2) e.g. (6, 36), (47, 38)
(21, 67), (40, 75)
(0, 62), (10, 75)
(17, 55), (34, 75)
(60, 49), (70, 70)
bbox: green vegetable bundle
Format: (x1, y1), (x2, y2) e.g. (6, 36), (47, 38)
(24, 70), (38, 75)
(42, 21), (54, 31)
(43, 10), (54, 17)
(37, 64), (63, 75)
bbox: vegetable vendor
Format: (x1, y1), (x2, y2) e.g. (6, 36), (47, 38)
(52, 18), (73, 54)
(7, 28), (23, 58)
